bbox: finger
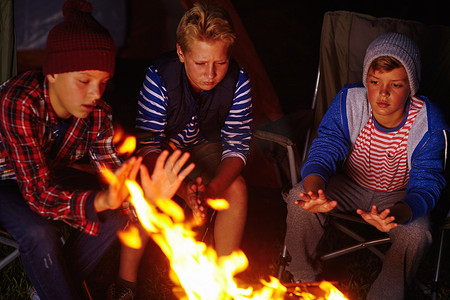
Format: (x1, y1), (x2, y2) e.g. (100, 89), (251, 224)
(115, 157), (136, 183)
(190, 182), (198, 193)
(154, 150), (170, 172)
(139, 164), (151, 184)
(165, 149), (182, 171)
(386, 216), (396, 224)
(307, 191), (319, 200)
(327, 200), (338, 209)
(295, 199), (305, 206)
(128, 156), (143, 181)
(178, 162), (195, 180)
(317, 189), (327, 199)
(172, 152), (191, 174)
(370, 205), (379, 214)
(356, 209), (365, 216)
(299, 192), (311, 201)
(388, 222), (398, 230)
(379, 208), (391, 219)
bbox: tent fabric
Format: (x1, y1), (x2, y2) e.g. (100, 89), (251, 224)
(0, 0), (17, 84)
(313, 11), (450, 141)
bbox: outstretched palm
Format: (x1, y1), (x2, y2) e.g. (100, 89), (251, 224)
(140, 150), (195, 202)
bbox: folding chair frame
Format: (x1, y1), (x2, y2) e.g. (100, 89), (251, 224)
(0, 229), (20, 271)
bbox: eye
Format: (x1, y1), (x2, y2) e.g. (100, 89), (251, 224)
(392, 83), (403, 88)
(370, 80), (379, 85)
(78, 79), (89, 84)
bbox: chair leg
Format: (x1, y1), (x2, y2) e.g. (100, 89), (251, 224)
(286, 144), (298, 187)
(431, 229), (446, 300)
(277, 244), (289, 280)
(0, 248), (20, 271)
(0, 235), (20, 271)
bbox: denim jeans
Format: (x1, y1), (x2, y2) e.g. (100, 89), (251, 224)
(0, 175), (128, 299)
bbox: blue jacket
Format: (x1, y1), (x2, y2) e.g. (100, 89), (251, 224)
(302, 83), (448, 223)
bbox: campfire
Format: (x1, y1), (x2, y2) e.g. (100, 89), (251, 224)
(108, 132), (349, 300)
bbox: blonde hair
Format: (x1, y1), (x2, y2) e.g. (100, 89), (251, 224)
(176, 2), (236, 55)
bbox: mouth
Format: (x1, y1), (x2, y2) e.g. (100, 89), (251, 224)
(82, 104), (96, 111)
(376, 101), (389, 108)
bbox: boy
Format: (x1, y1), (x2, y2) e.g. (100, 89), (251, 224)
(107, 2), (253, 297)
(0, 0), (194, 298)
(284, 32), (447, 299)
(136, 1), (253, 257)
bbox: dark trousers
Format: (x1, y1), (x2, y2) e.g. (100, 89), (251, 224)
(0, 169), (128, 299)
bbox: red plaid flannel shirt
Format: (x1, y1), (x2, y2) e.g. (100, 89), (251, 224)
(0, 70), (130, 235)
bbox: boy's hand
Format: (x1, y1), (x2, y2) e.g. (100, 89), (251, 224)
(95, 156), (142, 212)
(357, 205), (398, 232)
(186, 177), (207, 224)
(295, 189), (337, 213)
(139, 150), (195, 201)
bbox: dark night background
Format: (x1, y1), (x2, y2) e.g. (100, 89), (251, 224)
(5, 0), (450, 299)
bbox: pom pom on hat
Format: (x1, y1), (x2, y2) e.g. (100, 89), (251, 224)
(362, 32), (421, 96)
(43, 0), (115, 76)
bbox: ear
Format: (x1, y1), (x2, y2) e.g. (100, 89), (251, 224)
(46, 73), (57, 83)
(176, 44), (185, 63)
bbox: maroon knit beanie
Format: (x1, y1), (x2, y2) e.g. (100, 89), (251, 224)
(43, 0), (115, 76)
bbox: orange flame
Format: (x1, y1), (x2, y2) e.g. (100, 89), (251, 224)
(113, 125), (137, 156)
(120, 177), (350, 300)
(107, 127), (348, 299)
(118, 224), (142, 249)
(206, 198), (229, 210)
(319, 282), (347, 300)
(124, 179), (287, 299)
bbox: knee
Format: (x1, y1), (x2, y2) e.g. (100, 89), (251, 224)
(391, 223), (432, 250)
(15, 223), (62, 254)
(286, 182), (306, 213)
(223, 175), (247, 206)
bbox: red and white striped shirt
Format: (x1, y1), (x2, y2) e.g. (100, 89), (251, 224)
(344, 97), (424, 192)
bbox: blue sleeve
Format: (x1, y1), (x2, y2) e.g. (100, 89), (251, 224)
(402, 129), (447, 223)
(221, 69), (253, 164)
(301, 89), (351, 183)
(136, 66), (167, 154)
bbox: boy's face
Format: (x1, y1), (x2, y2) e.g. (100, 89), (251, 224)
(177, 39), (230, 93)
(366, 66), (411, 128)
(47, 70), (110, 119)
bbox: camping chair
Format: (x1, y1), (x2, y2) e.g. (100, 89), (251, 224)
(431, 204), (450, 300)
(425, 130), (450, 300)
(0, 0), (19, 273)
(253, 10), (450, 291)
(0, 228), (20, 271)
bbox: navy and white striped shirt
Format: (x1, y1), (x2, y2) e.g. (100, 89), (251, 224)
(136, 65), (253, 164)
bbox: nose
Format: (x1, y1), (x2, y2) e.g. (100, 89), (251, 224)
(89, 82), (103, 100)
(379, 84), (390, 97)
(205, 64), (216, 79)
